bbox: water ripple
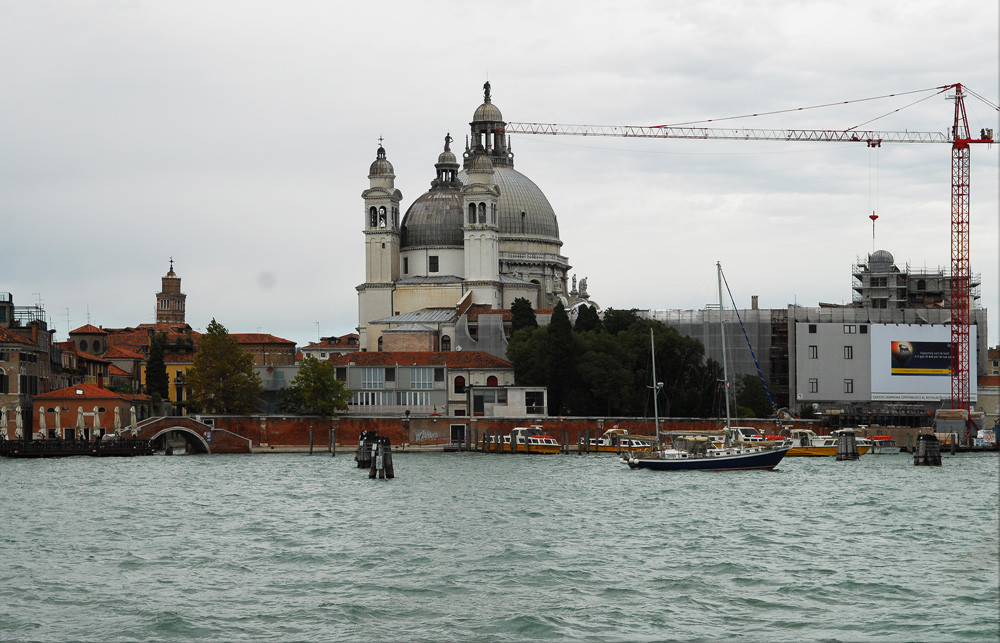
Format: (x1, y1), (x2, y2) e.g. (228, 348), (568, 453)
(0, 451), (996, 641)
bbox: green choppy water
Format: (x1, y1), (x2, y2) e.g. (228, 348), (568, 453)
(1, 451), (997, 642)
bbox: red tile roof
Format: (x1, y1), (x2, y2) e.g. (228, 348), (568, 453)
(106, 329), (153, 350)
(35, 383), (127, 401)
(232, 333), (295, 345)
(104, 345), (145, 360)
(329, 350), (511, 369)
(70, 324), (108, 335)
(108, 364), (130, 376)
(0, 327), (35, 346)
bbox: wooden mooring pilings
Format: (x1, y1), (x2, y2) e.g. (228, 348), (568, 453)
(354, 430), (394, 479)
(913, 434), (943, 466)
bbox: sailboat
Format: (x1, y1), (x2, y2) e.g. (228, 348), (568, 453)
(622, 262), (791, 472)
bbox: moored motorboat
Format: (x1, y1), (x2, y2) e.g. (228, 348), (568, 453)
(486, 426), (561, 454)
(784, 428), (872, 457)
(583, 428), (654, 453)
(870, 435), (902, 454)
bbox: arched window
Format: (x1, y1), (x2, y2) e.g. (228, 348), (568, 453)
(378, 206), (387, 227)
(478, 203), (486, 223)
(491, 203), (496, 224)
(79, 340), (88, 352)
(377, 336), (383, 351)
(454, 376), (466, 394)
(468, 203), (477, 224)
(370, 206), (377, 227)
(487, 375), (498, 387)
(441, 335), (451, 351)
(917, 279), (926, 291)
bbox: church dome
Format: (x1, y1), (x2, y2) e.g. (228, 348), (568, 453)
(368, 145), (394, 177)
(401, 190), (465, 247)
(438, 148), (457, 165)
(460, 166), (560, 239)
(473, 101), (503, 123)
(468, 153), (494, 174)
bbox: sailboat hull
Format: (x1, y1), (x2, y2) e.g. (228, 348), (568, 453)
(623, 447), (789, 472)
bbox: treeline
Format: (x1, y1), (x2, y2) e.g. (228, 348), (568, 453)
(507, 299), (775, 419)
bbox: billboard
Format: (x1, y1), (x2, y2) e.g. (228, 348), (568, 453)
(871, 324), (978, 401)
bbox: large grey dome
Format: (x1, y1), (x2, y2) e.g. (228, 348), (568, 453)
(460, 166), (559, 239)
(401, 190), (465, 247)
(401, 166), (560, 248)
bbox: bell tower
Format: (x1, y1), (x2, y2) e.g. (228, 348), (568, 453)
(362, 142), (402, 284)
(462, 150), (501, 305)
(156, 258), (186, 324)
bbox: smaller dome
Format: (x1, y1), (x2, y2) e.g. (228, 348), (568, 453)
(870, 249), (894, 265)
(438, 149), (457, 165)
(369, 145), (394, 177)
(468, 153), (494, 174)
(473, 101), (503, 123)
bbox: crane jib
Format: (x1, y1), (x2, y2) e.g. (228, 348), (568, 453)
(500, 122), (993, 145)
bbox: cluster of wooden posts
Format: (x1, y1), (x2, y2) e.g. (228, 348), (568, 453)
(354, 429), (394, 479)
(913, 433), (942, 466)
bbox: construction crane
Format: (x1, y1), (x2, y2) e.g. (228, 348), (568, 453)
(504, 83), (998, 426)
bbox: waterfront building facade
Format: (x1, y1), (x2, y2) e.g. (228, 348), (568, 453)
(328, 350), (546, 418)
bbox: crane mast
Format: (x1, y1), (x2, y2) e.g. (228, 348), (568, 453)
(505, 83), (997, 428)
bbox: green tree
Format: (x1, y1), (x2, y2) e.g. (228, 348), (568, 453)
(186, 319), (262, 414)
(736, 373), (776, 418)
(602, 307), (641, 336)
(506, 324), (550, 386)
(547, 301), (574, 415)
(574, 303), (601, 333)
(510, 297), (538, 335)
(146, 333), (169, 399)
(278, 355), (351, 418)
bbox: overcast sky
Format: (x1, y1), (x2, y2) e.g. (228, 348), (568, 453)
(2, 1), (997, 347)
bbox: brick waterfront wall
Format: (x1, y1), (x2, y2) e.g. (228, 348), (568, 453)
(209, 415), (827, 449)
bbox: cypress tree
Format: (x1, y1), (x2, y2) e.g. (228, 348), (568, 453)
(146, 334), (170, 399)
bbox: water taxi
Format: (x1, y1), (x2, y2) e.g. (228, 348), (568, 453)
(582, 428), (655, 453)
(486, 426), (561, 454)
(785, 428), (872, 457)
(870, 435), (902, 454)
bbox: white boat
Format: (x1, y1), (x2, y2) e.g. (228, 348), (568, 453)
(870, 435), (902, 454)
(622, 263), (790, 472)
(583, 428), (654, 453)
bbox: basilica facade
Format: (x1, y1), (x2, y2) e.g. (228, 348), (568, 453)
(357, 84), (576, 353)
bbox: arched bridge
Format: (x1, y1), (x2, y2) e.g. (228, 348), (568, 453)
(135, 417), (252, 454)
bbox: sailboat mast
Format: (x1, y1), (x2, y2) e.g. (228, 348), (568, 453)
(717, 262), (732, 429)
(650, 328), (660, 446)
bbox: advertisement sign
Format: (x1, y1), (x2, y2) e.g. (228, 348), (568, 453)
(871, 324), (978, 402)
(890, 341), (951, 375)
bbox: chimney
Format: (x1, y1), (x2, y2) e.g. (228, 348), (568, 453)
(751, 295), (759, 310)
